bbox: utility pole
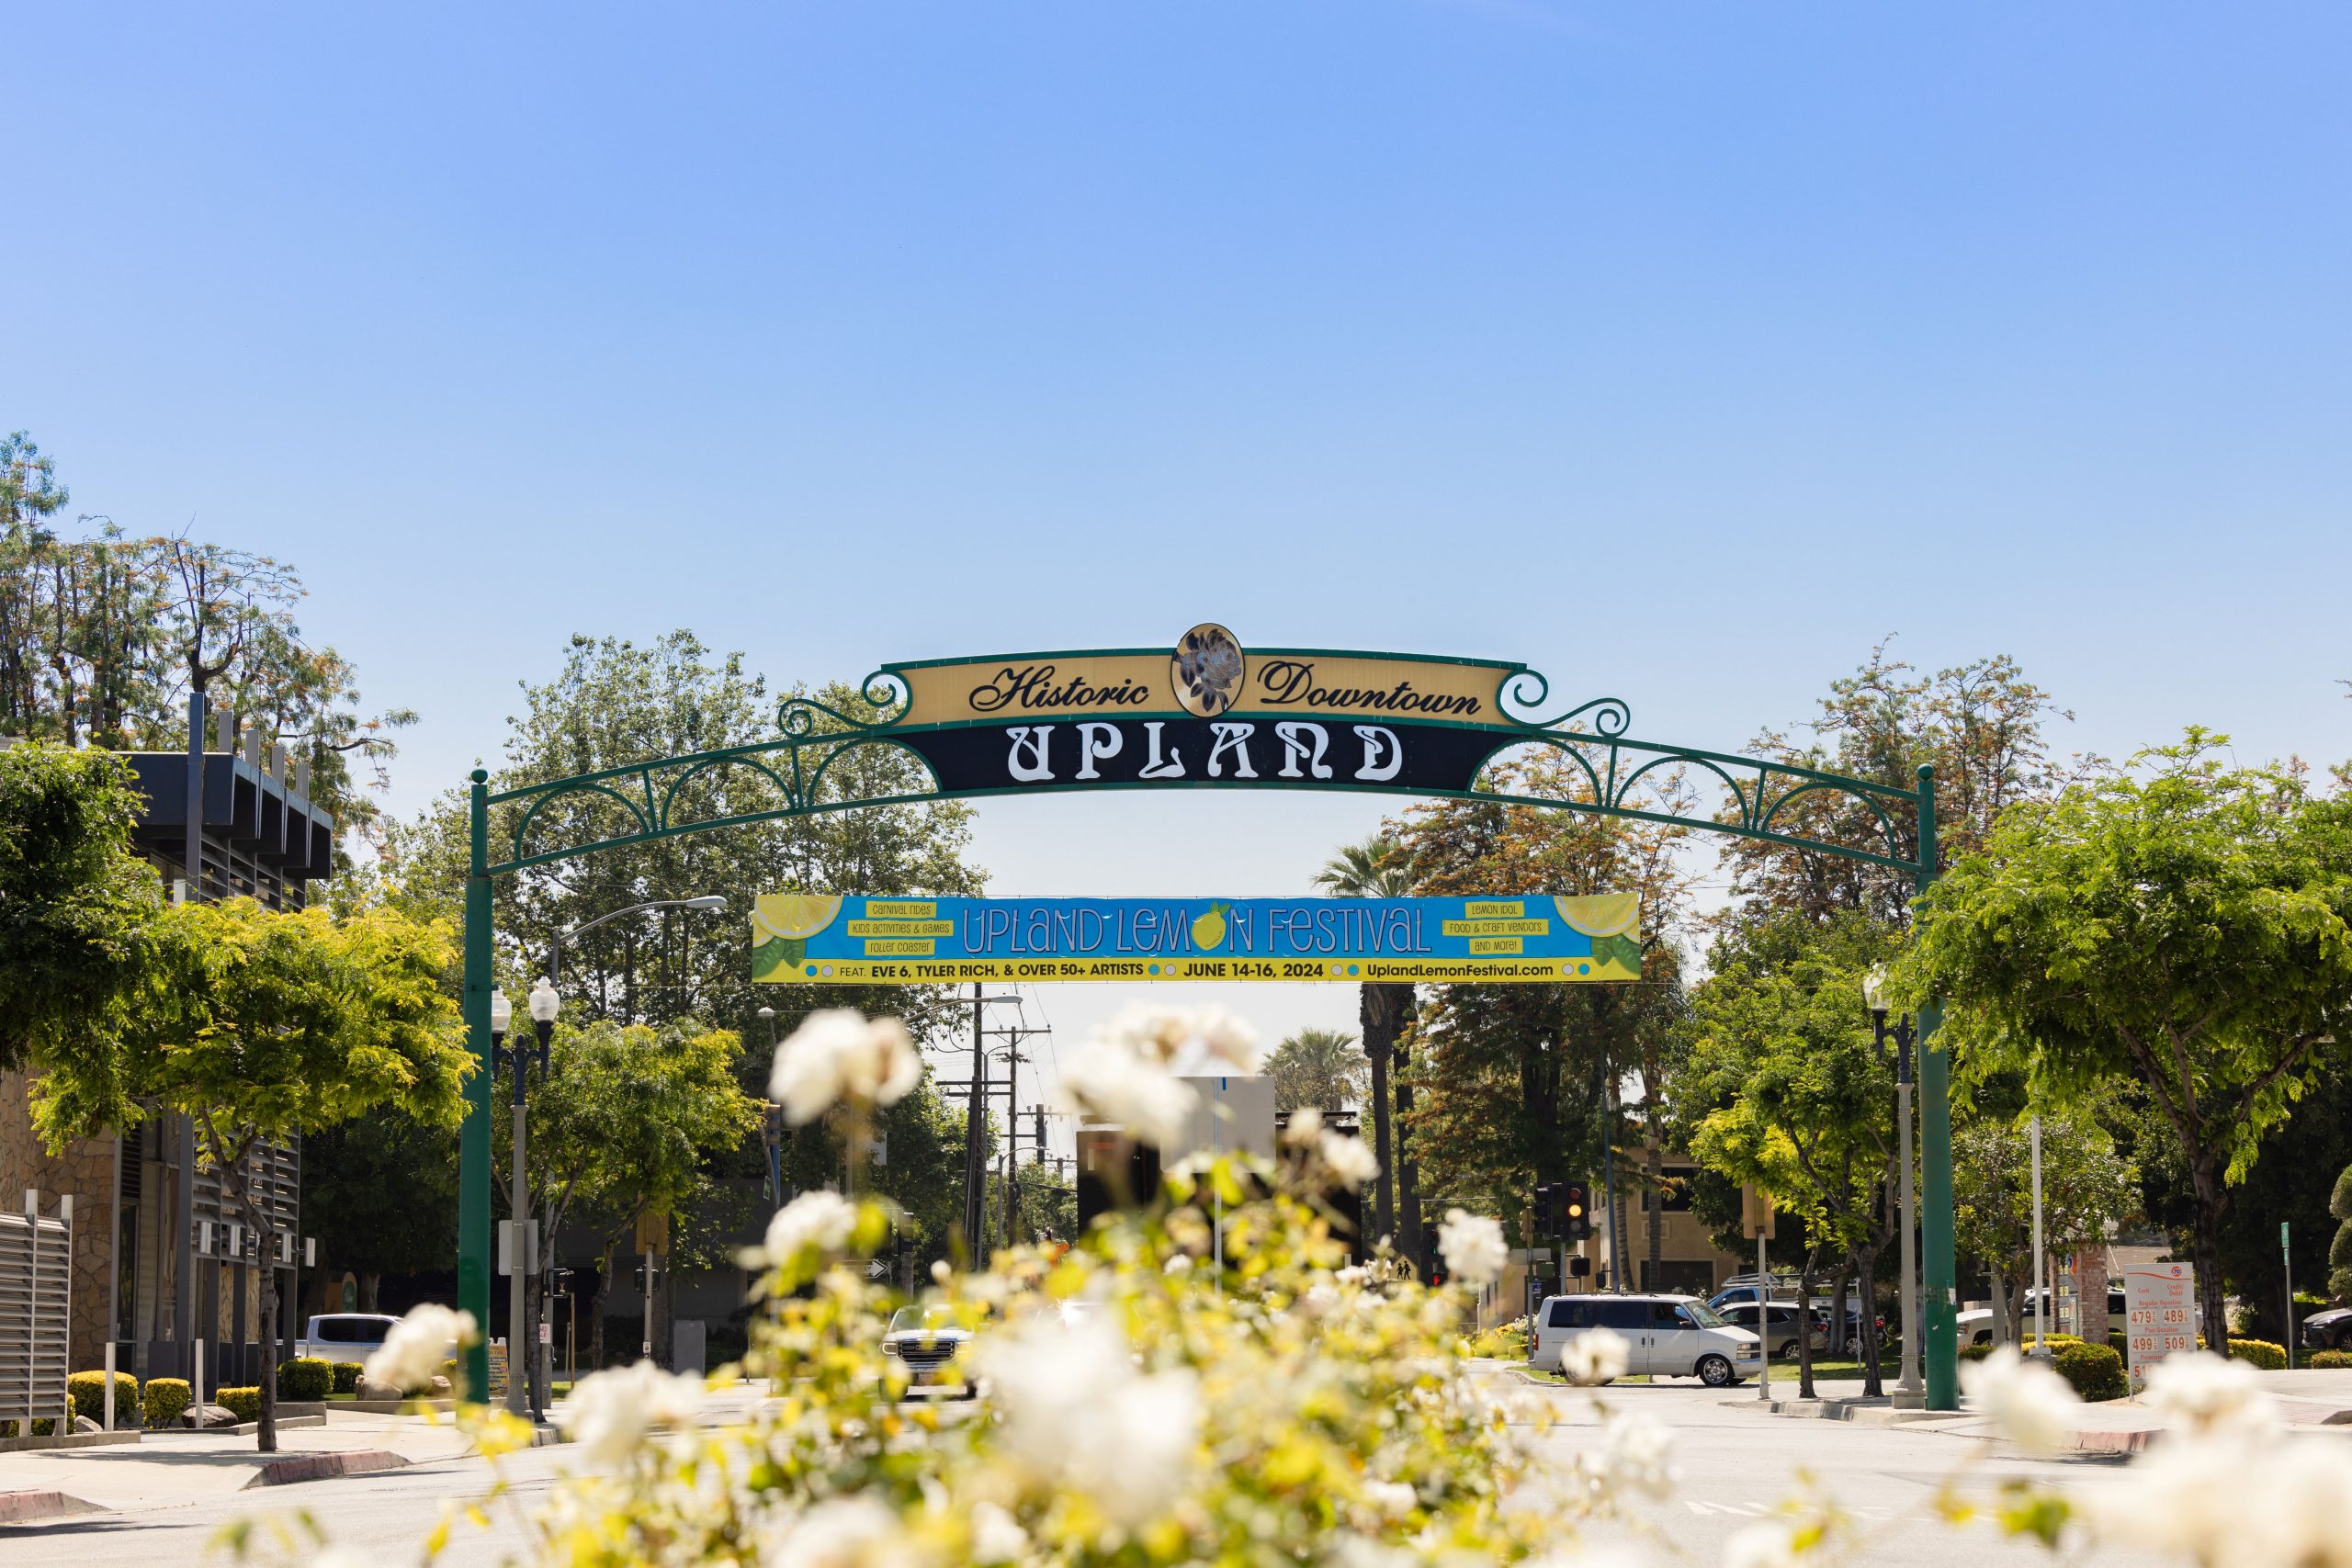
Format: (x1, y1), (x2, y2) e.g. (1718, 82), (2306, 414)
(960, 983), (988, 1250)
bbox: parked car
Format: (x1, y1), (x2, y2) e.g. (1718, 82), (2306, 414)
(881, 1304), (981, 1397)
(1713, 1301), (1826, 1359)
(295, 1312), (403, 1365)
(2300, 1306), (2352, 1352)
(1532, 1293), (1764, 1388)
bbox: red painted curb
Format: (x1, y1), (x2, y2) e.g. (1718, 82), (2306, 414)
(0, 1490), (100, 1523)
(243, 1449), (411, 1489)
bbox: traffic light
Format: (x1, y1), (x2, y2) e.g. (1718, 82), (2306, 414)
(1533, 1182), (1559, 1234)
(1562, 1184), (1590, 1242)
(1422, 1222), (1444, 1285)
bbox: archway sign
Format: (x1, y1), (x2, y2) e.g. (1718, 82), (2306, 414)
(457, 625), (1956, 1405)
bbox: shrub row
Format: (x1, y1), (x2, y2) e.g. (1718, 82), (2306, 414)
(277, 1357), (333, 1401)
(333, 1360), (364, 1393)
(2310, 1349), (2352, 1370)
(2226, 1338), (2287, 1370)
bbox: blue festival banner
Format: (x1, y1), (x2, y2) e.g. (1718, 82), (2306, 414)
(751, 893), (1640, 985)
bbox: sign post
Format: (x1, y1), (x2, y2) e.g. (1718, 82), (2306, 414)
(1744, 1186), (1775, 1403)
(2283, 1222), (2293, 1371)
(2124, 1260), (2198, 1388)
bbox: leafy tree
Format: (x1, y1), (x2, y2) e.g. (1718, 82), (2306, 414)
(1951, 1103), (2138, 1343)
(503, 1017), (758, 1373)
(1314, 835), (1414, 1247)
(1724, 644), (2069, 925)
(1675, 913), (1902, 1395)
(2333, 1157), (2352, 1303)
(1907, 733), (2352, 1345)
(392, 631), (984, 1060)
(301, 1106), (458, 1313)
(34, 896), (470, 1451)
(0, 434), (413, 843)
(0, 744), (164, 1074)
(1265, 1027), (1368, 1115)
(2128, 1060), (2352, 1337)
(1394, 752), (1697, 1254)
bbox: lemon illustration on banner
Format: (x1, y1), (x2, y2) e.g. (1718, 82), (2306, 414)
(1189, 901), (1231, 951)
(752, 894), (842, 978)
(1554, 893), (1638, 939)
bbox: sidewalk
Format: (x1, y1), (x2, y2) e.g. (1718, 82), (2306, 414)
(1736, 1369), (2352, 1453)
(0, 1409), (479, 1516)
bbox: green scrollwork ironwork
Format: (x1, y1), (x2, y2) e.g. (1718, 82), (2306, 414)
(479, 663), (1926, 881)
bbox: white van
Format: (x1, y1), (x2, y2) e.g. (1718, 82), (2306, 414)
(295, 1312), (402, 1364)
(1532, 1293), (1763, 1387)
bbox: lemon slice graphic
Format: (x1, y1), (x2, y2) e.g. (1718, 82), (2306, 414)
(1555, 893), (1638, 939)
(754, 894), (842, 943)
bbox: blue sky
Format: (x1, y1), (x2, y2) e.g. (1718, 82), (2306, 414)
(11, 3), (2351, 1096)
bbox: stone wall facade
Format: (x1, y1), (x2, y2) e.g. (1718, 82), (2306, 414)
(0, 1070), (121, 1371)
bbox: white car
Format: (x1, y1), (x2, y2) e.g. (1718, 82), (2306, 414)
(295, 1312), (403, 1365)
(1532, 1292), (1764, 1387)
(882, 1305), (981, 1397)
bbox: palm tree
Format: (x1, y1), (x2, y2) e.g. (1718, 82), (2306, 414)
(1265, 1027), (1368, 1113)
(1314, 833), (1417, 1258)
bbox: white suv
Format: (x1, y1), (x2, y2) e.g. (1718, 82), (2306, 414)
(1532, 1293), (1763, 1387)
(296, 1312), (402, 1364)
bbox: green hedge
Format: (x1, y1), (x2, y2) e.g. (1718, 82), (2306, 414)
(2228, 1338), (2288, 1371)
(68, 1370), (138, 1426)
(2053, 1341), (2128, 1401)
(277, 1358), (333, 1401)
(332, 1360), (364, 1394)
(216, 1386), (262, 1424)
(2310, 1349), (2352, 1370)
(1958, 1342), (1995, 1363)
(143, 1378), (191, 1427)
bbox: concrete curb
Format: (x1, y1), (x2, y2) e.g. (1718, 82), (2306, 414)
(0, 1429), (141, 1455)
(1727, 1395), (1963, 1427)
(0, 1490), (104, 1523)
(243, 1449), (412, 1489)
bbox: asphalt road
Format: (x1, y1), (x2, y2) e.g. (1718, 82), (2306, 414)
(1521, 1378), (2164, 1567)
(0, 1382), (2202, 1565)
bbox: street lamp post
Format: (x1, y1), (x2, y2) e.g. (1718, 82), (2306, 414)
(520, 977), (559, 1417)
(757, 1007), (785, 1204)
(1865, 965), (1924, 1409)
(488, 987), (515, 1413)
(528, 895), (725, 1393)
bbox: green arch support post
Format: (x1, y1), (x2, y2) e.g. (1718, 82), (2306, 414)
(452, 683), (1960, 1409)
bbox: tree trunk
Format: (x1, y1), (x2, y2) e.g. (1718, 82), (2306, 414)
(2191, 1158), (2231, 1358)
(225, 1152), (279, 1454)
(1795, 1262), (1817, 1400)
(589, 1243), (615, 1371)
(1851, 1245), (1884, 1397)
(1395, 1016), (1421, 1277)
(1988, 1259), (2007, 1348)
(1360, 983), (1396, 1247)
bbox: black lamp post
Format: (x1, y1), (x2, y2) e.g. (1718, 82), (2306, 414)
(1864, 964), (1923, 1407)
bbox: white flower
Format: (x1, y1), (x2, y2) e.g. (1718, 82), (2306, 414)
(766, 1495), (921, 1568)
(1561, 1325), (1631, 1386)
(1283, 1105), (1325, 1147)
(2087, 1438), (2258, 1564)
(2143, 1349), (2278, 1439)
(769, 1010), (922, 1125)
(1319, 1131), (1381, 1188)
(1960, 1347), (2080, 1456)
(1723, 1519), (1800, 1568)
(557, 1359), (706, 1469)
(748, 1190), (859, 1267)
(1098, 1003), (1259, 1071)
(1436, 1209), (1507, 1285)
(1599, 1409), (1675, 1498)
(975, 1309), (1202, 1529)
(1362, 1478), (1419, 1518)
(1057, 1036), (1198, 1148)
(361, 1303), (475, 1394)
(967, 1500), (1030, 1563)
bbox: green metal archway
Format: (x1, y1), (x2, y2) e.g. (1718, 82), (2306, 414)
(456, 659), (1959, 1407)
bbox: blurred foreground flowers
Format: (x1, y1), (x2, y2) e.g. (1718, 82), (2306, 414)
(256, 1007), (2352, 1567)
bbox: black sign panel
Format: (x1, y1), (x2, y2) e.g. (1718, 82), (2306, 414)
(895, 716), (1502, 795)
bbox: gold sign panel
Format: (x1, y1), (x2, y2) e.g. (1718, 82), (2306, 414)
(887, 629), (1519, 730)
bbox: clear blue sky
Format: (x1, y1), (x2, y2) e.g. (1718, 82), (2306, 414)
(12, 4), (2351, 1093)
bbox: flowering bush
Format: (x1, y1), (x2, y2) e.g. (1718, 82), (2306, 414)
(227, 1006), (2352, 1568)
(2224, 1337), (2286, 1370)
